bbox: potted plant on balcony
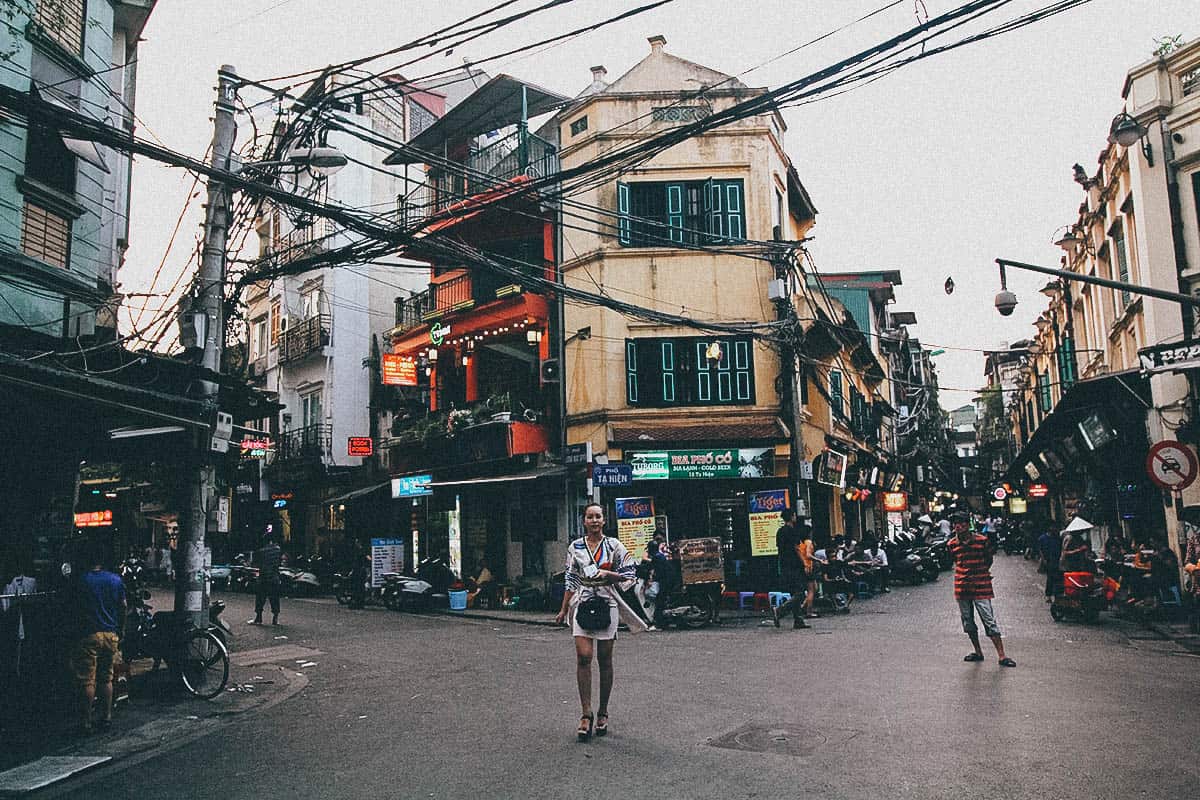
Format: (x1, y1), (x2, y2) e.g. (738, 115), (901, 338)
(447, 408), (474, 436)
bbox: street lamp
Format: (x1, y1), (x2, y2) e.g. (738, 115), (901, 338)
(1107, 111), (1153, 167)
(236, 146), (349, 177)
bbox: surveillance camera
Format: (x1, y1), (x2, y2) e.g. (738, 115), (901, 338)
(994, 290), (1018, 317)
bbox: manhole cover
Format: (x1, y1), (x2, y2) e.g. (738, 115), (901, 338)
(709, 722), (860, 757)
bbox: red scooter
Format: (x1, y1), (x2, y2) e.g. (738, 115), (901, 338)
(1050, 570), (1120, 624)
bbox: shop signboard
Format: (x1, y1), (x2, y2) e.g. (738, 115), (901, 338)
(1008, 497), (1027, 514)
(392, 474), (433, 498)
(370, 538), (405, 588)
(239, 436), (273, 460)
(347, 437), (374, 457)
(817, 449), (848, 488)
(882, 492), (908, 512)
(677, 537), (724, 585)
(1028, 483), (1049, 498)
(627, 448), (775, 481)
(747, 489), (789, 557)
(381, 353), (418, 386)
(1138, 341), (1200, 374)
(613, 496), (656, 555)
(74, 510), (112, 527)
(448, 508), (461, 579)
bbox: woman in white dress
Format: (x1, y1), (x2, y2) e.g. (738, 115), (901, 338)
(555, 503), (642, 740)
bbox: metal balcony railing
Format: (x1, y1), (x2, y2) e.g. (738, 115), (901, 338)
(265, 218), (333, 263)
(394, 290), (432, 332)
(433, 272), (474, 313)
(432, 129), (558, 211)
(279, 313), (330, 364)
(277, 423), (331, 463)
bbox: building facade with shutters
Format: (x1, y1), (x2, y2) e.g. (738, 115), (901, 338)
(1006, 38), (1200, 558)
(552, 35), (817, 584)
(0, 0), (155, 346)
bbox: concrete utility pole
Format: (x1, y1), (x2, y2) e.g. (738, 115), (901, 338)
(176, 66), (238, 626)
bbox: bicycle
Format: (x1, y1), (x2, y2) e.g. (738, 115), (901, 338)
(121, 587), (231, 699)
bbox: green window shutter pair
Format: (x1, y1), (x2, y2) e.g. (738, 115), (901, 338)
(617, 182), (631, 246)
(830, 370), (844, 418)
(625, 340), (638, 403)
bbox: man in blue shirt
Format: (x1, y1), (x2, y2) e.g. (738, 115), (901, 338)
(70, 545), (126, 733)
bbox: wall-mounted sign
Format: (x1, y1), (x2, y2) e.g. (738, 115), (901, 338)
(627, 448), (775, 481)
(270, 492), (293, 501)
(748, 489), (789, 556)
(430, 322), (451, 346)
(564, 442), (592, 467)
(1028, 483), (1050, 498)
(240, 436), (273, 459)
(613, 496), (656, 555)
(1138, 341), (1200, 374)
(1146, 440), (1198, 491)
(593, 464), (633, 487)
(392, 474), (433, 498)
(992, 486), (1008, 501)
(381, 353), (418, 386)
(1008, 497), (1028, 514)
(74, 510), (113, 527)
(348, 437), (374, 457)
(817, 449), (848, 489)
(882, 491), (908, 512)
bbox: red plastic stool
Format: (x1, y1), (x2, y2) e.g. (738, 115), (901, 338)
(720, 591), (740, 610)
(753, 592), (771, 613)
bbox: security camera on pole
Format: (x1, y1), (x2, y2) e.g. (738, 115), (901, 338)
(176, 66), (239, 627)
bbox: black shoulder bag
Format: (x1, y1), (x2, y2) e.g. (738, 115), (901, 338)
(575, 540), (613, 631)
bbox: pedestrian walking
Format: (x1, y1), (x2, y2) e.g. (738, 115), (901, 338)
(554, 503), (646, 741)
(252, 533), (283, 625)
(947, 512), (1016, 668)
(69, 543), (126, 734)
(772, 510), (810, 629)
(1037, 523), (1062, 602)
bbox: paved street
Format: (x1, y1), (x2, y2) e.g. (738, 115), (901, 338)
(50, 556), (1198, 800)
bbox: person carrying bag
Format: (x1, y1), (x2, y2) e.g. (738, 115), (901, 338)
(555, 503), (647, 742)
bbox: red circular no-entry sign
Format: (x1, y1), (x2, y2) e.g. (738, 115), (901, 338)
(1146, 440), (1198, 491)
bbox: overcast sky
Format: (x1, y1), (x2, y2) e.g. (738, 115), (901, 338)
(122, 0), (1195, 406)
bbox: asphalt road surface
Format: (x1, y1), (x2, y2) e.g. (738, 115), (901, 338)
(57, 555), (1199, 799)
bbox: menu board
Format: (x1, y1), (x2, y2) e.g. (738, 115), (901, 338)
(748, 489), (789, 557)
(677, 537), (724, 585)
(370, 538), (405, 588)
(614, 497), (656, 556)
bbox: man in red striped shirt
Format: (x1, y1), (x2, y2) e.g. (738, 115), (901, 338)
(947, 512), (1016, 667)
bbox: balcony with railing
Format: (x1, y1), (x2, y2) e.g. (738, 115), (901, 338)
(393, 290), (432, 334)
(279, 313), (330, 364)
(265, 218), (334, 264)
(276, 423), (331, 463)
(432, 129), (558, 212)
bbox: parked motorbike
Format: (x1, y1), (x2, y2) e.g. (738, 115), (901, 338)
(279, 564), (321, 597)
(381, 557), (453, 612)
(654, 583), (719, 628)
(1001, 524), (1026, 556)
(885, 532), (934, 585)
(1051, 570), (1120, 624)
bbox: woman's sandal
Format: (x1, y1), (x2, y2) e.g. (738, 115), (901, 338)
(577, 712), (594, 742)
(595, 712), (608, 737)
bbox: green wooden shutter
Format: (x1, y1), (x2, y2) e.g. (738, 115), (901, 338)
(696, 341), (711, 401)
(724, 181), (743, 241)
(734, 340), (751, 400)
(617, 182), (631, 246)
(666, 184), (684, 243)
(625, 339), (638, 403)
(661, 341), (676, 402)
(830, 370), (843, 418)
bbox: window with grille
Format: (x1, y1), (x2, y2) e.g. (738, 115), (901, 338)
(569, 116), (588, 136)
(624, 335), (755, 407)
(616, 179), (745, 247)
(21, 201), (70, 268)
(34, 0), (86, 57)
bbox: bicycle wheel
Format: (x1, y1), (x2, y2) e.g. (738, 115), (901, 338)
(179, 629), (229, 699)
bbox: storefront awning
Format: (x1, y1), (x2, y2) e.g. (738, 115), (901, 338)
(324, 481), (390, 507)
(1007, 370), (1151, 483)
(429, 465), (565, 487)
(390, 291), (550, 354)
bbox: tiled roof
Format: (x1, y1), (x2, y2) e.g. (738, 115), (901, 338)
(611, 419), (787, 444)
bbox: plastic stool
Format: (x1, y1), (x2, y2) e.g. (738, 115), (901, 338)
(738, 591), (756, 610)
(753, 592), (772, 613)
(720, 591), (740, 610)
(769, 591), (793, 608)
(855, 581), (873, 599)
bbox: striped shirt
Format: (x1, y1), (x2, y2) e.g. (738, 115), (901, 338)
(947, 533), (994, 600)
(564, 536), (636, 599)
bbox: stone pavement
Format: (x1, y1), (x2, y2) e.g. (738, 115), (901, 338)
(0, 650), (307, 796)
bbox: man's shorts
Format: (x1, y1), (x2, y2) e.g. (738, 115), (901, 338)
(957, 598), (1002, 637)
(71, 632), (120, 691)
